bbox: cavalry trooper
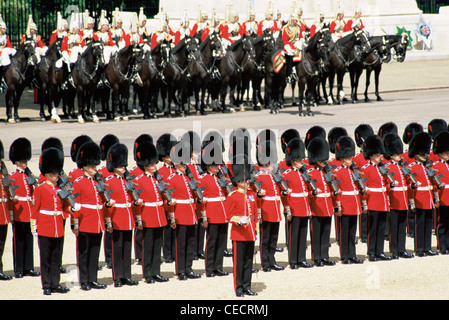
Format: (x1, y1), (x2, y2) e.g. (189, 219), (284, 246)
(61, 17), (87, 73)
(198, 141), (229, 278)
(258, 3), (280, 37)
(406, 132), (440, 257)
(0, 16), (16, 76)
(189, 11), (209, 38)
(150, 14), (172, 50)
(282, 138), (314, 269)
(167, 140), (204, 281)
(333, 136), (364, 264)
(297, 7), (310, 36)
(80, 16), (96, 44)
(32, 147), (73, 296)
(240, 5), (259, 36)
(71, 141), (111, 291)
(104, 143), (142, 287)
(220, 10), (242, 50)
(310, 11), (325, 38)
(21, 15), (47, 64)
(9, 138), (40, 278)
(281, 12), (304, 84)
(359, 135), (393, 262)
(225, 153), (259, 297)
(93, 18), (118, 65)
(431, 131), (449, 254)
(344, 7), (365, 32)
(330, 7), (346, 39)
(138, 7), (150, 38)
(382, 133), (414, 259)
(134, 141), (171, 284)
(174, 11), (192, 46)
(0, 140), (12, 281)
(49, 14), (68, 44)
(156, 133), (177, 263)
(111, 15), (127, 48)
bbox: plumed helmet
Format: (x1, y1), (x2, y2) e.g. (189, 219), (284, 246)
(76, 141), (101, 168)
(106, 143), (128, 172)
(39, 147), (64, 175)
(9, 137), (32, 164)
(362, 135), (384, 160)
(135, 141), (159, 170)
(408, 132), (432, 158)
(307, 137), (329, 164)
(256, 129), (276, 147)
(285, 138), (305, 166)
(0, 140), (4, 160)
(327, 127), (348, 154)
(100, 134), (119, 161)
(382, 133), (403, 160)
(335, 136), (356, 160)
(229, 128), (251, 159)
(402, 122), (423, 144)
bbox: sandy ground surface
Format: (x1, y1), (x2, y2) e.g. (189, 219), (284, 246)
(0, 58), (448, 305)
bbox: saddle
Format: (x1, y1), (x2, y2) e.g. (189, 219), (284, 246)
(272, 50), (303, 74)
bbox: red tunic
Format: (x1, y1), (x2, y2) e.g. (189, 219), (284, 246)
(31, 182), (67, 238)
(282, 168), (311, 217)
(308, 167), (335, 217)
(198, 172), (227, 224)
(385, 161), (409, 211)
(433, 160), (449, 206)
(10, 169), (34, 222)
(359, 162), (390, 212)
(166, 172), (198, 225)
(334, 165), (362, 215)
(256, 170), (282, 222)
(407, 162), (435, 210)
(71, 175), (107, 233)
(68, 167), (84, 183)
(353, 152), (368, 169)
(0, 175), (10, 225)
(225, 189), (258, 241)
(158, 163), (175, 181)
(133, 173), (167, 228)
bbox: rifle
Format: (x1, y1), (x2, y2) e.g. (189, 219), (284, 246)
(323, 163), (341, 194)
(1, 160), (19, 199)
(350, 163), (368, 192)
(124, 169), (143, 202)
(249, 165), (264, 194)
(272, 165), (289, 193)
(217, 169), (233, 196)
(398, 160), (418, 186)
(299, 166), (318, 193)
(185, 166), (205, 202)
(56, 171), (80, 208)
(154, 170), (175, 204)
(424, 159), (444, 188)
(93, 172), (114, 204)
(24, 167), (38, 187)
(378, 161), (396, 184)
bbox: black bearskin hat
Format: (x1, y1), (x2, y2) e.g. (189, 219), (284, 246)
(256, 129), (276, 147)
(136, 141), (159, 170)
(256, 140), (278, 166)
(156, 133), (177, 161)
(9, 137), (32, 164)
(354, 124), (374, 147)
(428, 119), (448, 140)
(408, 132), (432, 158)
(432, 131), (449, 155)
(382, 133), (403, 160)
(0, 140), (4, 160)
(328, 127), (348, 154)
(229, 129), (251, 159)
(202, 130), (225, 152)
(170, 140), (191, 165)
(231, 154), (251, 185)
(307, 137), (329, 164)
(70, 135), (93, 162)
(285, 138), (305, 166)
(201, 141), (223, 172)
(181, 131), (201, 155)
(76, 141), (101, 168)
(41, 137), (63, 153)
(305, 126), (326, 149)
(280, 129), (300, 154)
(106, 143), (128, 172)
(378, 122), (398, 138)
(335, 136), (356, 160)
(100, 134), (119, 161)
(40, 147), (64, 175)
(363, 135), (385, 160)
(133, 134), (153, 161)
(402, 122), (423, 144)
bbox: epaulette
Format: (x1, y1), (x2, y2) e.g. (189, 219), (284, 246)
(334, 166), (342, 172)
(135, 174), (144, 181)
(408, 162), (417, 167)
(228, 190), (237, 196)
(361, 164), (369, 169)
(307, 168), (313, 173)
(37, 181), (45, 187)
(104, 175), (114, 181)
(283, 169), (292, 174)
(167, 173), (177, 180)
(74, 176), (83, 183)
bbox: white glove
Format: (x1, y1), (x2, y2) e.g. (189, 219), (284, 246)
(72, 203), (81, 212)
(239, 216), (249, 226)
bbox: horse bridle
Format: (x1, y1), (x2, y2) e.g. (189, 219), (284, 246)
(79, 42), (104, 80)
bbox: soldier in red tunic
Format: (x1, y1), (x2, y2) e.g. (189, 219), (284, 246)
(225, 154), (259, 297)
(282, 138), (313, 268)
(333, 136), (364, 264)
(71, 141), (111, 291)
(406, 132), (439, 257)
(134, 141), (170, 283)
(104, 143), (142, 287)
(68, 135), (93, 183)
(9, 137), (40, 278)
(382, 134), (414, 259)
(0, 141), (12, 280)
(427, 119), (447, 163)
(32, 147), (71, 295)
(432, 131), (449, 254)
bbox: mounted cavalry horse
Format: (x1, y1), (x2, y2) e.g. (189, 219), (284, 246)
(71, 40), (104, 123)
(3, 38), (37, 123)
(104, 44), (143, 121)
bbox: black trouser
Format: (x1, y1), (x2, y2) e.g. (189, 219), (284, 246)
(205, 223), (227, 272)
(142, 227), (163, 278)
(437, 206), (449, 250)
(195, 223), (206, 257)
(232, 240), (254, 294)
(0, 224), (8, 273)
(175, 224), (196, 274)
(339, 215), (358, 260)
(389, 209), (408, 253)
(163, 220), (175, 260)
(288, 216), (309, 264)
(103, 231), (112, 266)
(414, 208), (433, 253)
(111, 230), (133, 280)
(77, 231), (102, 284)
(12, 221), (34, 273)
(134, 228), (142, 261)
(359, 213), (368, 241)
(310, 216), (332, 261)
(260, 221), (280, 268)
(38, 235), (63, 290)
(367, 210), (387, 256)
(407, 208), (415, 236)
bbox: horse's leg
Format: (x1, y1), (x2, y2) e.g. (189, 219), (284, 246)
(364, 68), (372, 102)
(13, 85), (25, 122)
(112, 86), (120, 121)
(374, 64), (383, 101)
(5, 86), (15, 123)
(252, 78), (262, 111)
(220, 79), (229, 113)
(353, 68), (363, 103)
(76, 87), (85, 124)
(291, 80), (297, 106)
(121, 86), (130, 121)
(90, 87), (100, 123)
(336, 71), (345, 104)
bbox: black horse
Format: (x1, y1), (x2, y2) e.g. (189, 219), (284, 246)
(2, 39), (37, 123)
(136, 47), (160, 119)
(104, 44), (142, 121)
(71, 40), (105, 123)
(237, 32), (275, 110)
(216, 34), (256, 113)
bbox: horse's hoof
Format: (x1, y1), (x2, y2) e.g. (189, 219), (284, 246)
(51, 116), (62, 123)
(229, 108), (236, 113)
(78, 115), (85, 124)
(308, 111), (314, 117)
(196, 111), (201, 116)
(292, 102), (297, 106)
(93, 115), (100, 123)
(41, 117), (46, 122)
(122, 116), (129, 121)
(365, 98), (371, 103)
(377, 96), (383, 102)
(152, 114), (158, 119)
(14, 117), (21, 123)
(253, 106), (261, 111)
(114, 116), (121, 122)
(299, 111), (305, 117)
(7, 118), (16, 124)
(222, 109), (230, 113)
(239, 107), (245, 112)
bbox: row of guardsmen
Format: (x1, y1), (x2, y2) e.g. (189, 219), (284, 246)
(0, 119), (448, 297)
